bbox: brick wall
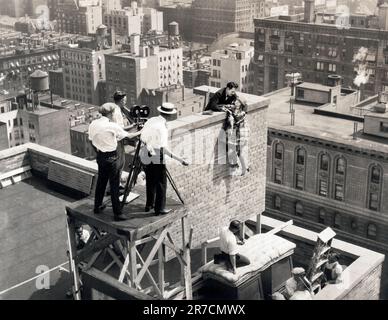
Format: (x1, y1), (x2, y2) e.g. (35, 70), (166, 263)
(165, 94), (269, 252)
(266, 128), (388, 256)
(0, 147), (30, 175)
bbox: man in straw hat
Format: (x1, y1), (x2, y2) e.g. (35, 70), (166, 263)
(88, 103), (140, 221)
(140, 102), (189, 216)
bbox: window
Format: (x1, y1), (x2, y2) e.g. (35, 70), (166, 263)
(295, 173), (304, 190)
(367, 224), (377, 239)
(371, 166), (381, 184)
(336, 158), (346, 175)
(13, 118), (18, 126)
(316, 62), (324, 71)
(296, 148), (305, 165)
(274, 195), (281, 210)
(319, 180), (328, 197)
(329, 64), (336, 72)
(369, 193), (379, 211)
(295, 202), (303, 216)
(297, 89), (304, 99)
(335, 184), (344, 201)
(334, 213), (341, 229)
(351, 219), (358, 230)
(274, 143), (283, 160)
(318, 209), (326, 224)
(320, 154), (329, 171)
(274, 168), (282, 184)
(380, 122), (388, 133)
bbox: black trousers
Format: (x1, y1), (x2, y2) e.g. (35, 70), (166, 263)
(95, 151), (123, 216)
(215, 251), (251, 271)
(144, 163), (167, 212)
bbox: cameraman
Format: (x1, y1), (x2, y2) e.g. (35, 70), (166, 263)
(140, 103), (189, 215)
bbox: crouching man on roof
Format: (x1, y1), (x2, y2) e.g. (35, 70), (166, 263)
(214, 220), (251, 274)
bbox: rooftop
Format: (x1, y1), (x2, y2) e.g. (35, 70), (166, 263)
(264, 87), (388, 152)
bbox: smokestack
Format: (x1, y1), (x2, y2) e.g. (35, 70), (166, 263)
(327, 75), (342, 87)
(304, 0), (315, 23)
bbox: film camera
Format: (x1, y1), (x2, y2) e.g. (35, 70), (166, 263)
(122, 104), (151, 130)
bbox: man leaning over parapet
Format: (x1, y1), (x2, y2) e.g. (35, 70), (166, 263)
(204, 81), (238, 112)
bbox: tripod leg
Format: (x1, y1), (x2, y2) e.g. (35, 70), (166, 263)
(166, 168), (185, 205)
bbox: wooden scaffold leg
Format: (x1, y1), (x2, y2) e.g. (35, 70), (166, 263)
(66, 214), (82, 300)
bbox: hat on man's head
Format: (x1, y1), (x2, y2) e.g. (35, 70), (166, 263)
(98, 102), (116, 116)
(113, 90), (127, 101)
(229, 220), (241, 233)
(157, 102), (177, 115)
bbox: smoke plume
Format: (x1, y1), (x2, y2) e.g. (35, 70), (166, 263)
(353, 47), (370, 87)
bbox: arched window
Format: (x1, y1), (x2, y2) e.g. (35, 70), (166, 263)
(336, 157), (346, 175)
(371, 166), (381, 184)
(296, 148), (305, 165)
(274, 143), (283, 160)
(320, 154), (329, 171)
(368, 165), (383, 211)
(367, 224), (377, 240)
(274, 195), (281, 210)
(318, 208), (326, 224)
(295, 202), (303, 216)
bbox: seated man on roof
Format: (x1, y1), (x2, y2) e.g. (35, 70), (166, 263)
(214, 220), (251, 274)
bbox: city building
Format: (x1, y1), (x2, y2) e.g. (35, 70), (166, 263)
(183, 65), (210, 89)
(48, 68), (64, 97)
(192, 0), (265, 44)
(158, 2), (193, 41)
(0, 0), (34, 18)
(105, 32), (183, 105)
(101, 0), (121, 14)
(0, 90), (70, 152)
(0, 48), (60, 92)
(209, 43), (254, 93)
(60, 26), (116, 105)
(57, 0), (103, 35)
(263, 77), (388, 298)
(142, 7), (164, 34)
(103, 9), (141, 37)
(253, 0), (388, 98)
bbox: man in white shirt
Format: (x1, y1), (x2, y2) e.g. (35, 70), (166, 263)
(216, 220), (250, 274)
(140, 102), (189, 215)
(88, 103), (140, 221)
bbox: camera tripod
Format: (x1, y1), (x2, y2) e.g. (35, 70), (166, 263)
(119, 137), (185, 211)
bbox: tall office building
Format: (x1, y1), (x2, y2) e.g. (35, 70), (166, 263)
(192, 0), (265, 44)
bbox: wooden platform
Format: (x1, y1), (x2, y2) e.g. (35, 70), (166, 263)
(66, 185), (186, 242)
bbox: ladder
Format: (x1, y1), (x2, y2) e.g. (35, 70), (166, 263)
(306, 227), (336, 294)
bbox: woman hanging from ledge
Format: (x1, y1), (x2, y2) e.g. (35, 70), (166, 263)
(223, 96), (250, 176)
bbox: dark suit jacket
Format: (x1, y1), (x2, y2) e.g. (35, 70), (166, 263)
(205, 87), (237, 111)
